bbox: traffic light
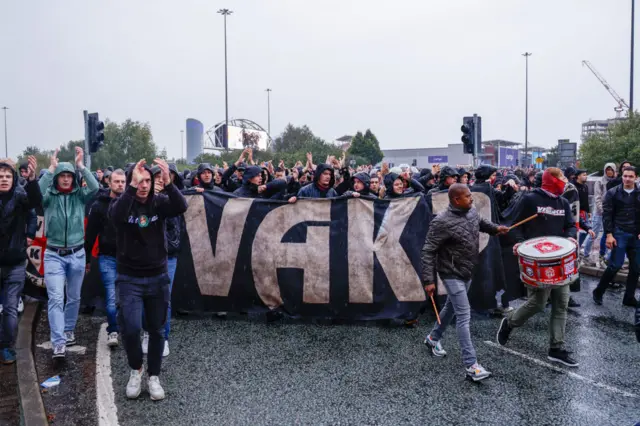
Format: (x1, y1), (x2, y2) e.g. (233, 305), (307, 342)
(88, 113), (105, 153)
(461, 116), (474, 154)
(461, 115), (482, 155)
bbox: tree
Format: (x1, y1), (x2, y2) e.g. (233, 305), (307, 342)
(89, 119), (158, 169)
(579, 114), (640, 173)
(270, 124), (342, 166)
(348, 129), (384, 165)
(545, 145), (560, 168)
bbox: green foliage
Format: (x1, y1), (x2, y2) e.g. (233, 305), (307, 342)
(348, 129), (384, 165)
(270, 124), (342, 166)
(89, 119), (158, 170)
(579, 114), (640, 172)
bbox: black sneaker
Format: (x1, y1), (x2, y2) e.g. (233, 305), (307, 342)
(622, 298), (638, 307)
(568, 297), (581, 308)
(592, 291), (603, 306)
(496, 317), (512, 346)
(547, 349), (579, 367)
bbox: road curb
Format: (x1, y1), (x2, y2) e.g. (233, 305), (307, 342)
(16, 302), (48, 426)
(580, 265), (640, 285)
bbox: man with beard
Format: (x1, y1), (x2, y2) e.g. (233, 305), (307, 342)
(232, 165), (288, 199)
(110, 159), (187, 401)
(39, 147), (99, 358)
(85, 169), (126, 348)
(496, 168), (578, 367)
(295, 163), (339, 199)
(583, 163), (616, 265)
(0, 156), (41, 364)
(592, 166), (640, 307)
(422, 184), (508, 381)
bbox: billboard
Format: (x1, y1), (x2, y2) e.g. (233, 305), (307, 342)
(498, 147), (517, 167)
(428, 155), (448, 163)
(531, 151), (544, 169)
(225, 126), (269, 151)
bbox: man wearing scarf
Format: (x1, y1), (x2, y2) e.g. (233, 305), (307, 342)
(496, 168), (579, 368)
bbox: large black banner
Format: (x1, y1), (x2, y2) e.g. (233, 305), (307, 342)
(172, 192), (432, 320)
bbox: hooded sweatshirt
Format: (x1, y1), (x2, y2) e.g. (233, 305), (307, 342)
(233, 165), (287, 198)
(297, 164), (338, 198)
(85, 191), (119, 260)
(0, 160), (43, 266)
(108, 165), (188, 277)
(594, 162), (616, 216)
(38, 163), (99, 248)
(509, 171), (577, 243)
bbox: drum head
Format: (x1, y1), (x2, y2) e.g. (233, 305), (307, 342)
(516, 236), (575, 260)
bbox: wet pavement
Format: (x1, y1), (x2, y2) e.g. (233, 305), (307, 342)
(0, 355), (19, 426)
(34, 306), (103, 426)
(104, 277), (640, 426)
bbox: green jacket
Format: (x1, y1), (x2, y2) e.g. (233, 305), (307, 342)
(38, 163), (99, 248)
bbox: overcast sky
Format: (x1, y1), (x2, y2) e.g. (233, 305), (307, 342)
(0, 0), (633, 160)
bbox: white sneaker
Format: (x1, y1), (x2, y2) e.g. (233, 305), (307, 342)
(148, 376), (165, 401)
(107, 332), (119, 347)
(466, 363), (492, 382)
(65, 331), (76, 346)
(52, 343), (66, 359)
(141, 332), (149, 355)
(17, 298), (24, 314)
(424, 334), (447, 357)
(162, 340), (170, 357)
(126, 367), (144, 399)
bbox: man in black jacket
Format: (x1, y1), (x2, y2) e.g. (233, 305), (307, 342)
(0, 156), (41, 364)
(497, 168), (579, 367)
(592, 166), (640, 307)
(85, 169), (126, 348)
(109, 159), (187, 401)
(232, 166), (288, 199)
(422, 184), (508, 381)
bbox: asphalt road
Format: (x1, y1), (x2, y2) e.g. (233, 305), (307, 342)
(105, 277), (640, 426)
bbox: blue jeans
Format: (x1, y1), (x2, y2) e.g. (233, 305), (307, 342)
(98, 256), (118, 334)
(0, 263), (26, 350)
(582, 214), (606, 256)
(594, 230), (640, 302)
(428, 278), (476, 368)
(44, 249), (86, 347)
(165, 257), (177, 340)
(117, 273), (170, 376)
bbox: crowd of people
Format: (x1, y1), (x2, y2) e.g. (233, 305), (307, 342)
(0, 146), (639, 396)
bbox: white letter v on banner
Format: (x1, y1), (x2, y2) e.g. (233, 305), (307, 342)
(183, 195), (253, 296)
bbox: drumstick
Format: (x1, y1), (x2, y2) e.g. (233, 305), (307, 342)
(508, 213), (539, 231)
(430, 294), (441, 325)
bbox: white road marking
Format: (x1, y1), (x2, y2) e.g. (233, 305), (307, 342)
(96, 323), (120, 426)
(483, 341), (638, 398)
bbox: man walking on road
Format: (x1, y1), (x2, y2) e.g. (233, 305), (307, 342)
(496, 168), (579, 367)
(39, 147), (99, 359)
(421, 184), (508, 381)
(0, 156), (41, 364)
(592, 166), (640, 307)
(85, 169), (126, 348)
(110, 159), (187, 401)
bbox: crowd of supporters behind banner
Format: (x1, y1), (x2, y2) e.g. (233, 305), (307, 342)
(1, 146), (640, 398)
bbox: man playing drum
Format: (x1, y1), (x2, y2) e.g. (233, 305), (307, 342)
(496, 168), (579, 367)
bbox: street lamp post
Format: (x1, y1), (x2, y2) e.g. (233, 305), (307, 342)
(2, 106), (8, 157)
(631, 0), (635, 113)
(218, 8), (233, 147)
(180, 130), (184, 160)
(522, 52), (532, 167)
(265, 88), (272, 139)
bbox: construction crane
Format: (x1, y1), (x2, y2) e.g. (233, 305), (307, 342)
(582, 60), (630, 118)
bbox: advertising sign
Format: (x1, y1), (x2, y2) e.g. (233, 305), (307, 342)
(498, 147), (518, 167)
(428, 155), (448, 163)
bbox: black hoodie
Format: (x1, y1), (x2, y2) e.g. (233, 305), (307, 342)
(0, 162), (42, 266)
(297, 164), (338, 198)
(108, 165), (188, 277)
(232, 165), (287, 198)
(85, 191), (119, 260)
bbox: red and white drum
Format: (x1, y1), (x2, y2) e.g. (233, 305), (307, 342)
(516, 237), (578, 289)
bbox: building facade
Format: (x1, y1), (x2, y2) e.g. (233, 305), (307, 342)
(581, 118), (626, 141)
(381, 144), (473, 168)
